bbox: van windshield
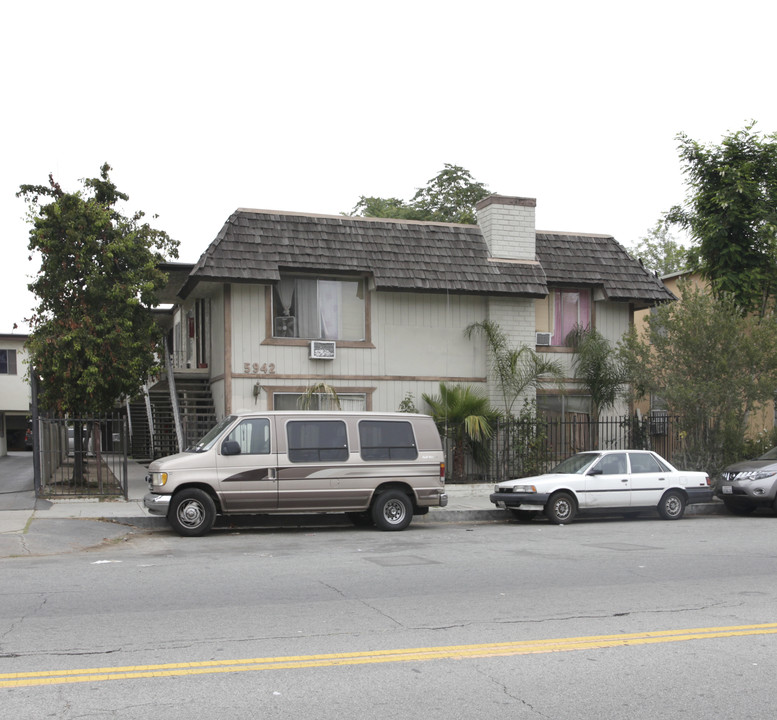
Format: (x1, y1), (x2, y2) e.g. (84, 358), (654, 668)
(187, 416), (237, 453)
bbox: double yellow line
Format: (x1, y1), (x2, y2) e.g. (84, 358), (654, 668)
(3, 623), (777, 688)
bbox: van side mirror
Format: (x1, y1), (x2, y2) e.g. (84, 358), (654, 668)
(221, 440), (242, 456)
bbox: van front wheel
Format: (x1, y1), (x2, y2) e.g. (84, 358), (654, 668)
(372, 490), (413, 531)
(169, 489), (216, 536)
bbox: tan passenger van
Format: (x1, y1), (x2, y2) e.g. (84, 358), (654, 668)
(144, 411), (448, 536)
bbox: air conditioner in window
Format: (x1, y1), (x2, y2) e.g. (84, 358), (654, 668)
(649, 409), (668, 436)
(535, 332), (552, 346)
(274, 316), (296, 337)
(310, 340), (336, 360)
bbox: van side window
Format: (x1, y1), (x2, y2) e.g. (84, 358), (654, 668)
(287, 420), (348, 463)
(359, 420), (418, 461)
(225, 418), (271, 454)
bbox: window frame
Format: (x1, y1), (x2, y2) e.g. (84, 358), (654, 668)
(0, 349), (17, 375)
(550, 289), (591, 347)
(269, 274), (368, 343)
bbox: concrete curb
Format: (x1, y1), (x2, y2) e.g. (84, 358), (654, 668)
(85, 500), (728, 533)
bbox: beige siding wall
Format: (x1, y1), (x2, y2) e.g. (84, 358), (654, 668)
(221, 284), (492, 414)
(0, 340), (29, 411)
(594, 299), (630, 346)
(209, 290), (225, 378)
(203, 284), (635, 418)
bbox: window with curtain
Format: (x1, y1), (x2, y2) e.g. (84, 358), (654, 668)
(0, 349), (17, 375)
(551, 289), (591, 345)
(273, 275), (365, 340)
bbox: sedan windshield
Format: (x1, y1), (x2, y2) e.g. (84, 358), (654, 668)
(551, 453), (602, 475)
(187, 415), (237, 453)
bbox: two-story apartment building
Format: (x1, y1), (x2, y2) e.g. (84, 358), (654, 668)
(138, 194), (671, 459)
(0, 333), (30, 455)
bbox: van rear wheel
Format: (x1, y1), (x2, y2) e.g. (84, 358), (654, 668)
(169, 489), (216, 536)
(371, 490), (413, 531)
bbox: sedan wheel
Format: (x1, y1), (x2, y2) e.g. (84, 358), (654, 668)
(658, 490), (686, 520)
(545, 492), (576, 524)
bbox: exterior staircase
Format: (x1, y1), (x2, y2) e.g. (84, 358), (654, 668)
(128, 377), (216, 461)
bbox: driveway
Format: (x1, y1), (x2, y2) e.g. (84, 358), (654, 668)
(0, 451), (35, 510)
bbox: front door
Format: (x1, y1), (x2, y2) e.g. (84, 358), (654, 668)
(583, 452), (631, 508)
(217, 417), (278, 512)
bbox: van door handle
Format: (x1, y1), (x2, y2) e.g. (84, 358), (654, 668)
(268, 468), (277, 480)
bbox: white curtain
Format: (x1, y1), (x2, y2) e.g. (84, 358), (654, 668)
(318, 280), (341, 340)
(296, 278), (319, 338)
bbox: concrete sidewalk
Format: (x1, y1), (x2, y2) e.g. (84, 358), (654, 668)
(0, 457), (506, 537)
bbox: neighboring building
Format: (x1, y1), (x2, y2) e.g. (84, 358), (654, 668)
(0, 333), (30, 456)
(137, 195), (672, 459)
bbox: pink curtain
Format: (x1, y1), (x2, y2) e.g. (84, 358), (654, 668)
(553, 290), (590, 345)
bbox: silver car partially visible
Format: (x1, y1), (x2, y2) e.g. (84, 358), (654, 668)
(718, 446), (777, 515)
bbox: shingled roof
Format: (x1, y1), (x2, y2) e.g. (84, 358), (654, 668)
(536, 232), (674, 306)
(181, 209), (548, 298)
(178, 208), (673, 307)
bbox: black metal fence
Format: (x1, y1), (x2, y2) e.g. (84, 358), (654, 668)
(36, 415), (129, 498)
(444, 413), (681, 483)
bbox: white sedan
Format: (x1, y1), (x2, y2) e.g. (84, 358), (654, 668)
(490, 450), (712, 524)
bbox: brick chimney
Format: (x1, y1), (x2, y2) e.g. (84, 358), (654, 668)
(476, 195), (536, 261)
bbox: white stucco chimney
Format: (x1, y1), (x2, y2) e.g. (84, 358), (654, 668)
(476, 195), (536, 261)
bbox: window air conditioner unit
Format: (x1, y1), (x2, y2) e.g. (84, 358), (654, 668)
(310, 340), (336, 360)
(649, 409), (668, 436)
(536, 332), (552, 346)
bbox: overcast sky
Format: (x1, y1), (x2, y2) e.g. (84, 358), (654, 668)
(3, 0), (776, 334)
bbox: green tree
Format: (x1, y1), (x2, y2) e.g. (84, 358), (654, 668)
(18, 163), (179, 415)
(352, 164), (492, 224)
(666, 123), (777, 316)
(464, 320), (563, 416)
(630, 220), (688, 276)
(422, 383), (494, 480)
(618, 281), (777, 474)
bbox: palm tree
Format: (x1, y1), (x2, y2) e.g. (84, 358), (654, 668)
(567, 325), (626, 448)
(298, 382), (341, 410)
(465, 320), (563, 416)
(422, 383), (494, 480)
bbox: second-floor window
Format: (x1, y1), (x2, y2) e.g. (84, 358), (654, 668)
(0, 349), (17, 375)
(273, 275), (365, 341)
(552, 289), (591, 345)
